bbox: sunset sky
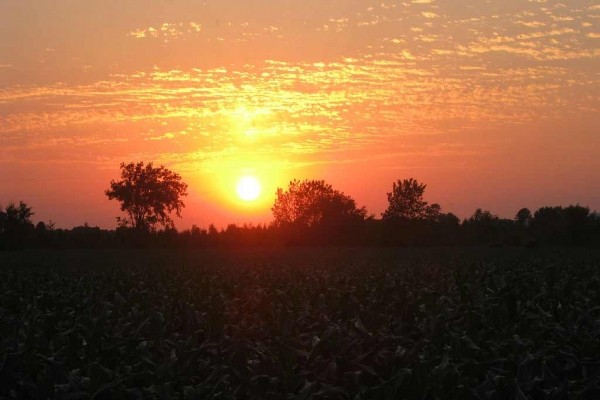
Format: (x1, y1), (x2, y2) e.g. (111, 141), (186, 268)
(1, 0), (599, 229)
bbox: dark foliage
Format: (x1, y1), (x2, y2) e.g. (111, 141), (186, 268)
(3, 174), (600, 249)
(272, 179), (368, 228)
(531, 205), (596, 245)
(2, 204), (599, 250)
(105, 162), (188, 231)
(272, 179), (369, 245)
(382, 178), (441, 221)
(0, 202), (35, 250)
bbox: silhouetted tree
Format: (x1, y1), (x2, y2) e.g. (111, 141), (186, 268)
(531, 205), (593, 245)
(438, 212), (460, 226)
(563, 204), (590, 225)
(563, 205), (592, 244)
(272, 179), (367, 229)
(515, 208), (533, 227)
(462, 208), (502, 245)
(512, 208), (534, 246)
(105, 162), (188, 231)
(531, 206), (564, 244)
(34, 221), (50, 247)
(425, 203), (443, 222)
(383, 178), (440, 220)
(0, 201), (35, 249)
(515, 208), (532, 227)
(468, 208), (498, 224)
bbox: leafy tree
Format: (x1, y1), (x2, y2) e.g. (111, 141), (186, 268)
(105, 162), (188, 231)
(0, 201), (34, 229)
(462, 208), (502, 244)
(467, 208), (499, 224)
(383, 178), (440, 220)
(531, 205), (593, 245)
(425, 203), (443, 221)
(34, 221), (52, 247)
(515, 208), (532, 227)
(563, 204), (590, 225)
(437, 212), (460, 226)
(0, 201), (35, 248)
(272, 179), (367, 228)
(531, 206), (564, 239)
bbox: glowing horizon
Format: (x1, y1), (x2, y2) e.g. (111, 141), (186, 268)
(0, 0), (598, 229)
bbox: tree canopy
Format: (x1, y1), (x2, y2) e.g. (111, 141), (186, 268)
(0, 202), (35, 249)
(382, 178), (441, 220)
(515, 208), (532, 226)
(105, 162), (188, 231)
(0, 202), (34, 231)
(272, 179), (367, 228)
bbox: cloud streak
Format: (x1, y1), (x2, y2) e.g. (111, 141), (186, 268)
(127, 22), (202, 41)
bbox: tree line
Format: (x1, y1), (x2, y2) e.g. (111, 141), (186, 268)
(1, 162), (599, 249)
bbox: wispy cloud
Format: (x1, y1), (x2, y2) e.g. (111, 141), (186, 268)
(0, 0), (597, 173)
(421, 12), (440, 19)
(127, 22), (202, 41)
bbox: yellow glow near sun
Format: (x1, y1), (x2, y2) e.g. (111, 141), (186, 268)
(236, 176), (262, 202)
(201, 156), (285, 210)
(230, 105), (273, 137)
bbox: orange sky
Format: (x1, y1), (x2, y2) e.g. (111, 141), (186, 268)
(1, 0), (599, 229)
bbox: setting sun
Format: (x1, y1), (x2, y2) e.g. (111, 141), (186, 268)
(1, 1), (598, 396)
(236, 176), (261, 202)
(0, 0), (598, 229)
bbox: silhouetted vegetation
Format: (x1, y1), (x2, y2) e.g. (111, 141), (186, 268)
(272, 179), (369, 245)
(2, 202), (598, 250)
(2, 174), (599, 250)
(105, 162), (188, 231)
(383, 178), (441, 221)
(0, 202), (35, 250)
(2, 170), (599, 398)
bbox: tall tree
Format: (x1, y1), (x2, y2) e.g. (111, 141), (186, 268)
(272, 179), (367, 228)
(105, 162), (188, 231)
(383, 178), (439, 220)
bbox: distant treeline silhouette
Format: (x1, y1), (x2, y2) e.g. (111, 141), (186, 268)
(2, 182), (599, 249)
(2, 164), (599, 248)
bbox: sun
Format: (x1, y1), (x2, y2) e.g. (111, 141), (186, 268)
(236, 176), (261, 202)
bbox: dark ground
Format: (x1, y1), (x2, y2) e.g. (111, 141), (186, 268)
(1, 247), (600, 399)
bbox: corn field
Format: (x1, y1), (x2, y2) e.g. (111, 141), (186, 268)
(1, 248), (599, 399)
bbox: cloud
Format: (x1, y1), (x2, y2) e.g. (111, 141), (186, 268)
(1, 0), (597, 173)
(515, 20), (546, 28)
(421, 12), (439, 19)
(127, 22), (202, 40)
(2, 45), (596, 171)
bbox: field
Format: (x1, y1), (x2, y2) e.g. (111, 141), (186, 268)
(1, 248), (600, 399)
